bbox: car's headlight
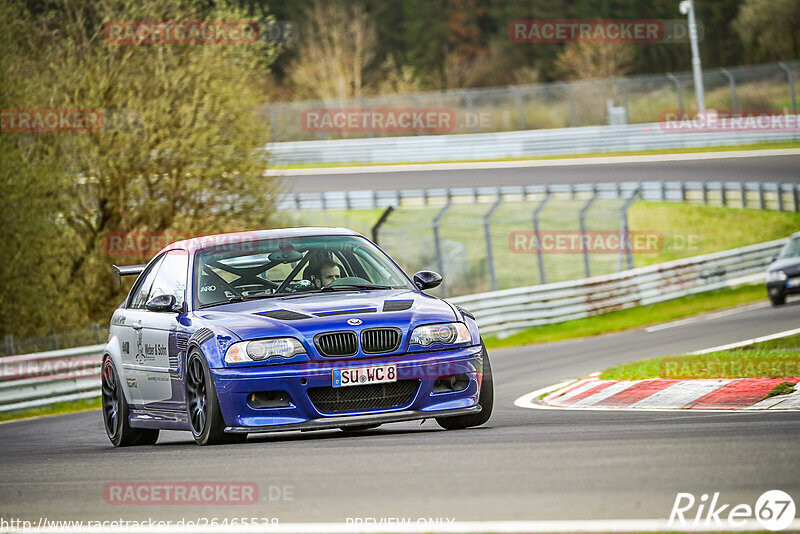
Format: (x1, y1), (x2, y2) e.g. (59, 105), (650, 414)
(409, 322), (471, 346)
(225, 337), (305, 363)
(767, 270), (788, 282)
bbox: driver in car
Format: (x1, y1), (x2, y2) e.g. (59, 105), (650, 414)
(310, 259), (342, 288)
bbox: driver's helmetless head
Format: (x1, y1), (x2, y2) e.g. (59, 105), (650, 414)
(313, 260), (341, 288)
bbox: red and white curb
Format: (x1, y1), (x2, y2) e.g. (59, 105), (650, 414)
(516, 373), (800, 412)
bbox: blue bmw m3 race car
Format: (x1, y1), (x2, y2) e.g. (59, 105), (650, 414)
(102, 228), (493, 446)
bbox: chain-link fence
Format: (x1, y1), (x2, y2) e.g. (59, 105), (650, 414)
(265, 60), (800, 142)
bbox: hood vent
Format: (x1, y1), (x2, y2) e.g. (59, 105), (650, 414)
(257, 309), (312, 321)
(382, 300), (413, 312)
(314, 308), (376, 317)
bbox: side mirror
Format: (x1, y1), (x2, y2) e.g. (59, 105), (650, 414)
(145, 294), (181, 313)
(413, 270), (443, 290)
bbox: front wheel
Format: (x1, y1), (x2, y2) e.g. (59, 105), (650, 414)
(186, 351), (247, 445)
(769, 291), (786, 306)
(101, 357), (159, 447)
(436, 345), (493, 430)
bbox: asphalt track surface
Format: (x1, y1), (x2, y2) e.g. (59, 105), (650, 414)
(1, 298), (798, 524)
(280, 153), (800, 193)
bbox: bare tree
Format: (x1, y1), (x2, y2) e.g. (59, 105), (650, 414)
(554, 42), (634, 81)
(289, 0), (377, 101)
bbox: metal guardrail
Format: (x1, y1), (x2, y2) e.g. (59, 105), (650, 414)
(267, 121), (800, 165)
(0, 240), (785, 414)
(277, 181), (800, 212)
(0, 344), (103, 414)
(449, 239), (785, 336)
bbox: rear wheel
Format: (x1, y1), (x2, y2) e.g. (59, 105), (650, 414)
(101, 357), (159, 447)
(436, 345), (493, 430)
(186, 351), (247, 445)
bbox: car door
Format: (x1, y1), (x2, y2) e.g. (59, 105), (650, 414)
(118, 254), (165, 407)
(133, 250), (190, 410)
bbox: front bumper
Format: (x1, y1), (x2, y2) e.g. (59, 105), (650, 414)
(767, 279), (800, 297)
(211, 345), (483, 432)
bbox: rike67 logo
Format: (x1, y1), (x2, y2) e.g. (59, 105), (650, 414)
(669, 490), (796, 531)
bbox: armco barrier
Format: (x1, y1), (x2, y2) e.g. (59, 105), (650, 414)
(0, 239), (785, 414)
(267, 122), (800, 165)
(0, 344), (103, 414)
(449, 239), (785, 336)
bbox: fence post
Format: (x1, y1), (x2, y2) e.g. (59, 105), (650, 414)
(371, 206), (394, 246)
(3, 335), (14, 356)
(721, 182), (728, 207)
(778, 184), (785, 212)
(619, 189), (640, 271)
(795, 184), (800, 212)
(461, 90), (476, 133)
(741, 182), (747, 208)
(702, 181), (708, 204)
(719, 68), (739, 112)
(268, 107), (279, 142)
(508, 85), (527, 130)
(666, 73), (684, 115)
(484, 196), (504, 291)
(579, 189), (598, 279)
(759, 182), (766, 210)
(778, 62), (798, 114)
(558, 82), (577, 127)
(409, 95), (423, 135)
(532, 192), (551, 285)
(615, 78), (629, 121)
(433, 201), (452, 297)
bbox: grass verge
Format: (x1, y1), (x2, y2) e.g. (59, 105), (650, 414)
(599, 334), (800, 381)
(483, 283), (767, 350)
(0, 397), (100, 423)
(275, 140), (800, 169)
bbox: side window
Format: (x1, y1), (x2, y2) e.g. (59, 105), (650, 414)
(147, 250), (189, 308)
(129, 255), (165, 309)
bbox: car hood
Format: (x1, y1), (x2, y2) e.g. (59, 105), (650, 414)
(769, 257), (800, 276)
(193, 289), (457, 342)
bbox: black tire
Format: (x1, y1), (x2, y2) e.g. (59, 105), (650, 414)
(769, 292), (786, 306)
(101, 357), (159, 447)
(340, 424), (382, 432)
(186, 351), (247, 445)
(436, 344), (494, 430)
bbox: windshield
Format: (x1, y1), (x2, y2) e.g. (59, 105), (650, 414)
(778, 237), (800, 259)
(193, 234), (414, 308)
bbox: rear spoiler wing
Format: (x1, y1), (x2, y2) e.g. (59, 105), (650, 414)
(112, 264), (146, 286)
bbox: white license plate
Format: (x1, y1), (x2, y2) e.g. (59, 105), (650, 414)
(333, 364), (397, 388)
(787, 278), (800, 288)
